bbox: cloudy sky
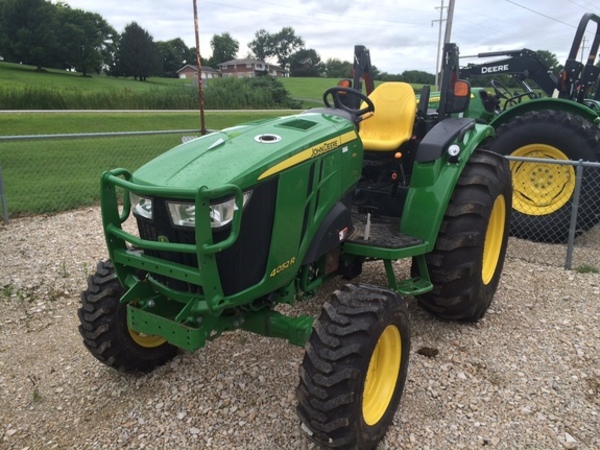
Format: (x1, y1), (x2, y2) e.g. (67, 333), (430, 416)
(59, 0), (598, 73)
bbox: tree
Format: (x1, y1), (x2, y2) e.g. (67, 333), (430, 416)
(55, 4), (116, 76)
(208, 32), (239, 66)
(289, 48), (323, 77)
(186, 47), (205, 66)
(158, 38), (191, 77)
(114, 22), (161, 81)
(324, 58), (353, 78)
(399, 70), (435, 84)
(536, 49), (561, 75)
(271, 27), (304, 69)
(248, 29), (275, 61)
(0, 0), (59, 70)
(371, 65), (381, 80)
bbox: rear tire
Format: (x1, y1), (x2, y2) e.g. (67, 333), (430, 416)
(78, 260), (177, 372)
(297, 284), (410, 450)
(415, 149), (511, 322)
(487, 110), (600, 243)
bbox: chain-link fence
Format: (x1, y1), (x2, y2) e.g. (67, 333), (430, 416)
(1, 132), (599, 270)
(0, 130), (201, 220)
(504, 156), (600, 270)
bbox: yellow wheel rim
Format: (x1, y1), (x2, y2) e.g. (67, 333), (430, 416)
(482, 195), (506, 285)
(128, 328), (167, 348)
(362, 325), (402, 426)
(509, 144), (575, 215)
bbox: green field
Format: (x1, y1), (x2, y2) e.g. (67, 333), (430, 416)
(0, 61), (342, 104)
(0, 111), (287, 217)
(0, 61), (188, 93)
(0, 61), (426, 110)
(1, 111), (285, 135)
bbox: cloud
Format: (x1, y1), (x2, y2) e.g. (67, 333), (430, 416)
(59, 0), (598, 73)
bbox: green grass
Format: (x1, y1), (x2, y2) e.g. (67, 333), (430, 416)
(0, 62), (198, 109)
(280, 77), (344, 103)
(0, 61), (426, 110)
(1, 111), (285, 135)
(0, 61), (187, 93)
(2, 135), (183, 214)
(0, 62), (300, 110)
(0, 111), (287, 216)
(574, 264), (599, 274)
(0, 63), (427, 217)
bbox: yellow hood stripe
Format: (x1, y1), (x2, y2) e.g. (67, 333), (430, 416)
(258, 130), (358, 181)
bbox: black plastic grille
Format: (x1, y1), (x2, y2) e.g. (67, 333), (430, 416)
(135, 178), (278, 297)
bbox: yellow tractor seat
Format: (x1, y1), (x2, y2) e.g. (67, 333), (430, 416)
(359, 82), (417, 152)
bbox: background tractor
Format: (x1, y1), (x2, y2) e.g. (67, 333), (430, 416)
(457, 12), (600, 243)
(343, 13), (600, 243)
(79, 43), (511, 450)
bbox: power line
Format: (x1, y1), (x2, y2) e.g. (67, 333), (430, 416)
(566, 0), (597, 9)
(504, 0), (576, 28)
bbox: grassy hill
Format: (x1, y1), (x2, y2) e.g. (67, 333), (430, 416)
(0, 61), (188, 92)
(0, 61), (426, 110)
(0, 61), (324, 109)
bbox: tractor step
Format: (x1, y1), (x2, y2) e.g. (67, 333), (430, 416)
(348, 215), (422, 248)
(394, 277), (433, 296)
(343, 214), (429, 259)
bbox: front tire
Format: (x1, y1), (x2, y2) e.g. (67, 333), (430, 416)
(415, 149), (511, 322)
(487, 110), (600, 243)
(297, 284), (410, 450)
(78, 260), (177, 372)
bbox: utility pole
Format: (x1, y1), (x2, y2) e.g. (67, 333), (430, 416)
(444, 0), (456, 45)
(580, 36), (588, 63)
(193, 0), (207, 135)
(432, 0), (446, 89)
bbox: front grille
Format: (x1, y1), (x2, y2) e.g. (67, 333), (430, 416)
(136, 208), (200, 293)
(135, 178), (278, 297)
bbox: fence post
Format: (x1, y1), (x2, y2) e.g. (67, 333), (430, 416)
(0, 165), (8, 225)
(564, 160), (584, 270)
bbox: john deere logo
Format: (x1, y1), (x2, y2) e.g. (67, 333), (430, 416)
(157, 236), (169, 243)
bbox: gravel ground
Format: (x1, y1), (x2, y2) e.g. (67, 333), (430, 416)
(1, 208), (599, 450)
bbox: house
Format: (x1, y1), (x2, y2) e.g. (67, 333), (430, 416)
(176, 65), (221, 80)
(217, 58), (286, 78)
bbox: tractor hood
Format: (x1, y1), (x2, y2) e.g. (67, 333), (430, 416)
(132, 113), (359, 191)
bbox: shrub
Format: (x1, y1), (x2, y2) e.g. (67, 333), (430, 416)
(203, 77), (301, 109)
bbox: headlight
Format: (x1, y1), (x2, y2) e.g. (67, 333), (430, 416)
(167, 191), (252, 228)
(168, 201), (196, 227)
(130, 193), (153, 219)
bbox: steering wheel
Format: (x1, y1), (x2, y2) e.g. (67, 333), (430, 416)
(322, 86), (375, 117)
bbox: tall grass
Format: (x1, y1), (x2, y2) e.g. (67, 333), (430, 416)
(0, 85), (193, 109)
(0, 77), (302, 110)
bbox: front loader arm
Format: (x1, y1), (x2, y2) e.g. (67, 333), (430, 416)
(460, 49), (558, 96)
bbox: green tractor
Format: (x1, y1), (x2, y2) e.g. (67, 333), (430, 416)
(456, 12), (600, 243)
(79, 43), (511, 450)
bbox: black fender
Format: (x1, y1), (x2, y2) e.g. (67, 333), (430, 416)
(302, 201), (352, 265)
(415, 118), (476, 163)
